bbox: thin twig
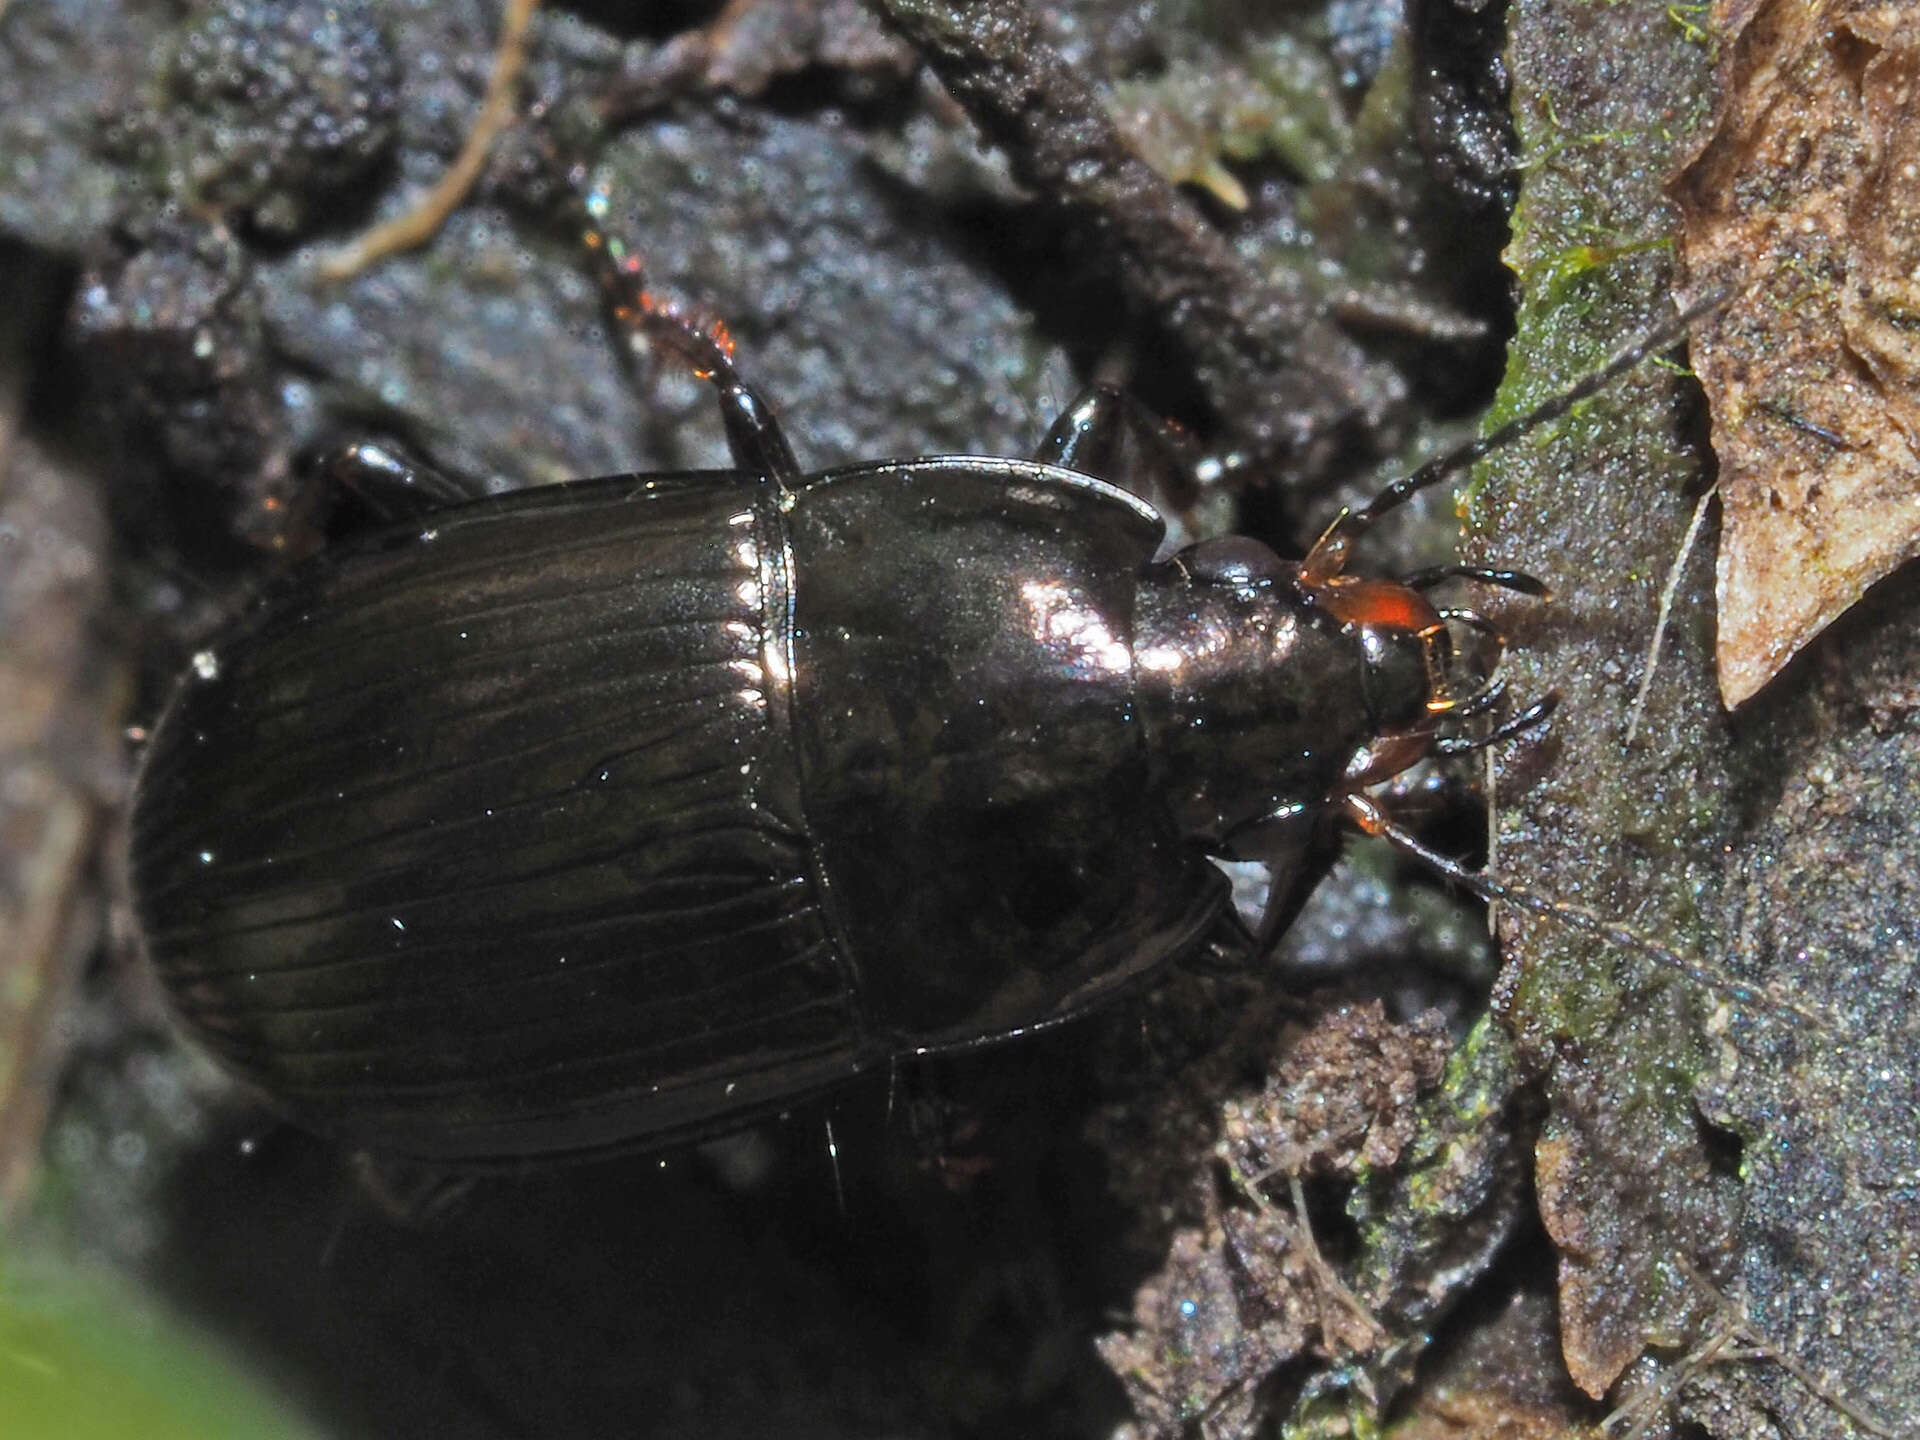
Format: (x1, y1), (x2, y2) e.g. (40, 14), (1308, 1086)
(1606, 1267), (1903, 1440)
(1483, 745), (1499, 939)
(1624, 480), (1718, 747)
(317, 0), (542, 281)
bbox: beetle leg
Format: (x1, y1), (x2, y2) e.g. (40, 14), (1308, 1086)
(348, 1150), (478, 1225)
(1035, 386), (1222, 547)
(1036, 385), (1130, 474)
(568, 172), (803, 487)
(1401, 564), (1549, 598)
(1218, 804), (1343, 963)
(1035, 385), (1191, 487)
(310, 440), (491, 526)
(712, 377), (802, 486)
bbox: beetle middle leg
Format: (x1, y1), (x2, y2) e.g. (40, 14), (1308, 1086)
(1035, 385), (1189, 490)
(557, 157), (802, 487)
(1032, 384), (1232, 550)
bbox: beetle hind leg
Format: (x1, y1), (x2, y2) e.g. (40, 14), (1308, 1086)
(296, 440), (495, 537)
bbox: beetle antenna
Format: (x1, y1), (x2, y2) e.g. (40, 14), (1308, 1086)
(1340, 793), (1838, 1034)
(1302, 288), (1729, 582)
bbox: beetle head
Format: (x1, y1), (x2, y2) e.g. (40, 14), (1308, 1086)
(1136, 536), (1437, 849)
(1136, 529), (1539, 862)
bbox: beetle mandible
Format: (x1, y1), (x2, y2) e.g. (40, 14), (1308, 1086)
(127, 162), (1707, 1165)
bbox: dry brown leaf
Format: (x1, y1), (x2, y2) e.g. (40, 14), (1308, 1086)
(1673, 0), (1920, 707)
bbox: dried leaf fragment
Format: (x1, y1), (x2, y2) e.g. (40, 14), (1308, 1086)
(1673, 0), (1920, 706)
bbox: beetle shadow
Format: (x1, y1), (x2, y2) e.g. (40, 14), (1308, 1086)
(140, 1048), (1153, 1439)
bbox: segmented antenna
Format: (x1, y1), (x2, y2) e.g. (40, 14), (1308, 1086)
(1315, 287), (1831, 1032)
(1342, 794), (1839, 1034)
(1304, 289), (1731, 583)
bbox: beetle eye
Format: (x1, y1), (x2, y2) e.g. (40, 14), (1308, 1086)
(1179, 535), (1289, 588)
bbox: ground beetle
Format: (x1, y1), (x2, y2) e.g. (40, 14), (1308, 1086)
(127, 172), (1708, 1164)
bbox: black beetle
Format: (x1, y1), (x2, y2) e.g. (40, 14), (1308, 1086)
(129, 183), (1709, 1165)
